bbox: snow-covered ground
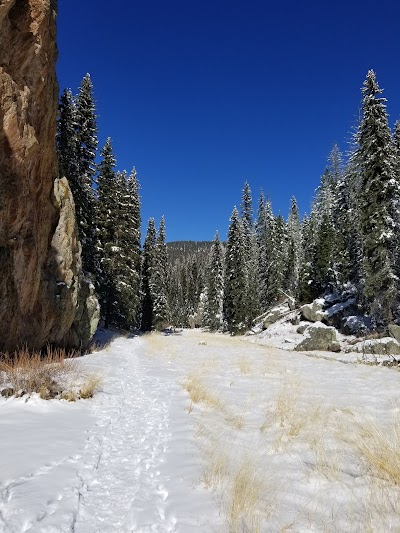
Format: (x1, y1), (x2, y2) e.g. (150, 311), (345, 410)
(1, 329), (400, 532)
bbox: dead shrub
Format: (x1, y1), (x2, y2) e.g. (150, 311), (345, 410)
(0, 346), (101, 401)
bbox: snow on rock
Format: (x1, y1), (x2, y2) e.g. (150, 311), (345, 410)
(262, 302), (291, 329)
(300, 299), (327, 322)
(295, 321), (340, 352)
(325, 298), (356, 318)
(341, 315), (370, 335)
(352, 337), (400, 356)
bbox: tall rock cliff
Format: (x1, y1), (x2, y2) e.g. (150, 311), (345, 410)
(0, 0), (99, 352)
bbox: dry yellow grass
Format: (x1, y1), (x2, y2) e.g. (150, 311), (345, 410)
(201, 446), (230, 490)
(0, 347), (80, 397)
(350, 412), (400, 487)
(79, 373), (103, 399)
(183, 372), (224, 411)
(0, 347), (102, 400)
(226, 456), (273, 533)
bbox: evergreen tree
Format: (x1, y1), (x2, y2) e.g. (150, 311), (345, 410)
(74, 74), (98, 276)
(96, 138), (119, 327)
(393, 121), (400, 282)
(223, 207), (247, 333)
(353, 70), (398, 326)
(127, 168), (142, 278)
(151, 217), (170, 329)
(57, 89), (79, 183)
(332, 161), (362, 289)
(299, 213), (317, 302)
(328, 143), (343, 182)
(285, 196), (302, 299)
(141, 218), (157, 331)
(111, 170), (141, 328)
(75, 74), (98, 188)
(240, 181), (253, 231)
(273, 214), (288, 301)
(239, 182), (259, 323)
(204, 232), (224, 330)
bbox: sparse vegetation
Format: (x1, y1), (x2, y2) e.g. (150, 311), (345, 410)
(183, 372), (224, 411)
(227, 457), (268, 533)
(0, 347), (101, 400)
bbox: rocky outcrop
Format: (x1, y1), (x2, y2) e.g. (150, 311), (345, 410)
(295, 322), (340, 352)
(0, 0), (98, 351)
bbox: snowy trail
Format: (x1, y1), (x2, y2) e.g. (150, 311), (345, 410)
(0, 335), (217, 533)
(73, 337), (176, 532)
(2, 330), (400, 532)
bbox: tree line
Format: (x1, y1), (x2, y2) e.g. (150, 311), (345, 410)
(58, 70), (400, 334)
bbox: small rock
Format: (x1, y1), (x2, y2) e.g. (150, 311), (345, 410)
(328, 342), (341, 353)
(296, 324), (309, 334)
(1, 388), (14, 398)
(295, 322), (338, 351)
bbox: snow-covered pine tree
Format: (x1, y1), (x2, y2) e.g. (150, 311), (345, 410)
(96, 138), (119, 327)
(127, 168), (142, 280)
(255, 192), (268, 310)
(151, 217), (170, 329)
(204, 232), (224, 330)
(239, 181), (259, 324)
(75, 74), (98, 277)
(223, 207), (247, 333)
(273, 213), (288, 301)
(310, 167), (337, 293)
(285, 196), (302, 299)
(240, 181), (253, 231)
(393, 121), (400, 283)
(141, 218), (157, 331)
(332, 160), (362, 289)
(75, 74), (98, 187)
(109, 170), (141, 328)
(328, 143), (343, 182)
(299, 213), (317, 302)
(353, 70), (399, 326)
(256, 197), (283, 309)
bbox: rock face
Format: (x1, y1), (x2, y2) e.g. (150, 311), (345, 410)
(295, 322), (340, 352)
(0, 0), (98, 351)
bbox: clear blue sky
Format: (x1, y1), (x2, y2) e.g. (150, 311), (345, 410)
(57, 0), (400, 242)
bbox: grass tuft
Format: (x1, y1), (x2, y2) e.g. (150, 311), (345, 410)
(0, 347), (101, 401)
(183, 372), (224, 411)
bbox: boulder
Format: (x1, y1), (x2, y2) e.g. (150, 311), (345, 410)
(262, 303), (290, 329)
(353, 338), (400, 356)
(300, 299), (327, 323)
(0, 1), (98, 351)
(295, 322), (340, 352)
(341, 315), (370, 336)
(388, 325), (400, 344)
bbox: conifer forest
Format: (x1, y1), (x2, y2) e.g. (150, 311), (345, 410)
(57, 70), (400, 336)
